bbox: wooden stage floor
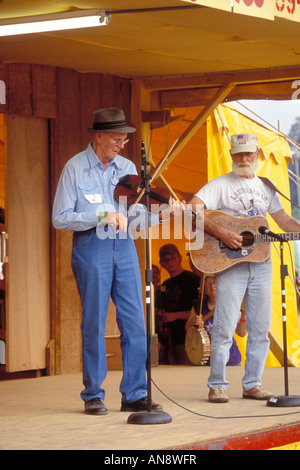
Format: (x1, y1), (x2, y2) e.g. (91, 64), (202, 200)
(1, 365), (300, 450)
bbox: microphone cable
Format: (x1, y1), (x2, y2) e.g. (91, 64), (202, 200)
(151, 378), (300, 420)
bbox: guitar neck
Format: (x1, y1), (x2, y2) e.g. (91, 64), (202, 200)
(256, 232), (300, 242)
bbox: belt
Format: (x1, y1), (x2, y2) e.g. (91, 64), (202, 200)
(73, 227), (96, 237)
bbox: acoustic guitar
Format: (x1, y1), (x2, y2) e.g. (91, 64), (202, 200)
(190, 210), (300, 275)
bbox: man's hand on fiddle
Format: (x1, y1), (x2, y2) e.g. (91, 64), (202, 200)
(160, 197), (185, 221)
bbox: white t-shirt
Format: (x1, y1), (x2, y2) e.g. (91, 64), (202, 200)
(195, 172), (283, 217)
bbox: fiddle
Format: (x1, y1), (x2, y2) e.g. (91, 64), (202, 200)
(113, 138), (184, 212)
(114, 174), (173, 212)
(114, 174), (201, 224)
(113, 174), (203, 234)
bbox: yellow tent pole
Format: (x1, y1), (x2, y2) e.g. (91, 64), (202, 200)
(216, 105), (231, 143)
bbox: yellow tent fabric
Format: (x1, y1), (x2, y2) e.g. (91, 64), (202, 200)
(208, 103), (300, 367)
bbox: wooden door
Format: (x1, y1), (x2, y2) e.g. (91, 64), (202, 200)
(5, 115), (50, 372)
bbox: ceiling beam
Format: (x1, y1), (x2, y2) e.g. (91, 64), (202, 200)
(143, 65), (300, 91)
(159, 79), (297, 108)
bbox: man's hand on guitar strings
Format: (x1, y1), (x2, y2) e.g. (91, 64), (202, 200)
(219, 227), (243, 250)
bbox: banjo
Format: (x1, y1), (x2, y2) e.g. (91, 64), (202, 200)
(185, 275), (210, 366)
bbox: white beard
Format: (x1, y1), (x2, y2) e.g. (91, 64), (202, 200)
(232, 160), (259, 177)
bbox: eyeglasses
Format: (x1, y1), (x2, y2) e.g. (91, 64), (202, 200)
(111, 137), (129, 147)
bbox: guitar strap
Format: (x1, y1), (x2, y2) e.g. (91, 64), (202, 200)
(258, 176), (300, 210)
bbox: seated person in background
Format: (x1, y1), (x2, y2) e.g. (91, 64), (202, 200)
(185, 275), (247, 366)
(155, 244), (200, 365)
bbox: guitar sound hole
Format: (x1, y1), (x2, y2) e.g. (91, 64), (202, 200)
(241, 231), (254, 248)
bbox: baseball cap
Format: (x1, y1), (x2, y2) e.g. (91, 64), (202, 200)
(230, 133), (258, 155)
(159, 244), (180, 260)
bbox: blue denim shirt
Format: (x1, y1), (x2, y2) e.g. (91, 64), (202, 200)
(52, 142), (158, 233)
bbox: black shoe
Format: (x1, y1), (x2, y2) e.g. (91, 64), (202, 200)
(84, 397), (108, 415)
(121, 397), (163, 412)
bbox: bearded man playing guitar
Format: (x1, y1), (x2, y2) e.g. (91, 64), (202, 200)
(189, 133), (300, 404)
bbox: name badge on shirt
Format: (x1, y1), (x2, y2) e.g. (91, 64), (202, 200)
(85, 194), (103, 204)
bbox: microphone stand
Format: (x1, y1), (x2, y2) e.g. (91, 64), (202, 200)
(127, 142), (172, 424)
(267, 238), (300, 407)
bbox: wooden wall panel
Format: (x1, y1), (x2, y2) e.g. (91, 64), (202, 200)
(55, 67), (83, 374)
(119, 78), (135, 163)
(32, 65), (57, 119)
(8, 64), (32, 116)
(80, 73), (103, 149)
(57, 67), (82, 166)
(100, 74), (122, 108)
(6, 115), (50, 372)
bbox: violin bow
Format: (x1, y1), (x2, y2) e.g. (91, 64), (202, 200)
(127, 142), (148, 217)
(127, 137), (180, 217)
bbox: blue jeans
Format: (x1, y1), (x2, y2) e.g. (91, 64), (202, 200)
(208, 261), (272, 391)
(71, 229), (147, 402)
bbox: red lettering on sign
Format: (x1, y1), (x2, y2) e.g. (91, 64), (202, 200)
(235, 0), (265, 7)
(235, 0), (299, 15)
(287, 0), (296, 13)
(276, 0), (285, 11)
(276, 0), (298, 13)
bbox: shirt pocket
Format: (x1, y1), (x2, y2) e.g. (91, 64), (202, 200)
(78, 182), (103, 204)
(78, 182), (98, 192)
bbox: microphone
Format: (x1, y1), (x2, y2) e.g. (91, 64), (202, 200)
(259, 226), (286, 243)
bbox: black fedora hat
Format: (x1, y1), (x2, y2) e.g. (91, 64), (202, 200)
(87, 107), (136, 133)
